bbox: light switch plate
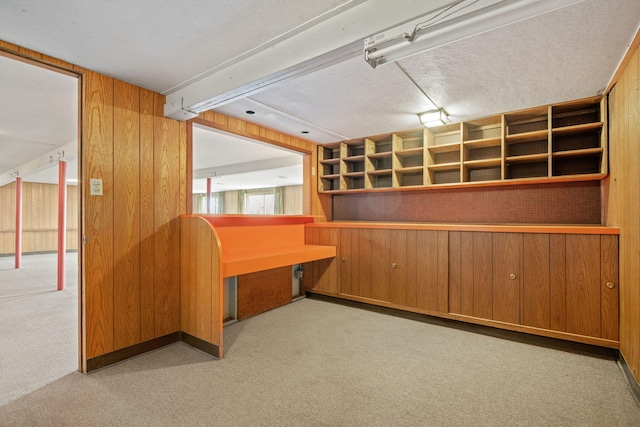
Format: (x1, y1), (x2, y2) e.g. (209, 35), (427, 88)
(90, 178), (103, 196)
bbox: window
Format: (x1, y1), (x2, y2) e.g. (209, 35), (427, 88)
(245, 189), (276, 215)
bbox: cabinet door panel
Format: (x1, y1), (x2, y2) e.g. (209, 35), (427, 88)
(370, 229), (391, 302)
(600, 235), (619, 341)
(492, 233), (521, 324)
(565, 234), (600, 337)
(390, 229), (408, 305)
(522, 233), (550, 329)
(405, 230), (418, 307)
(416, 231), (439, 311)
(357, 228), (373, 299)
(313, 227), (340, 293)
(448, 231), (462, 313)
(460, 232), (475, 316)
(473, 232), (493, 319)
(339, 228), (352, 295)
(549, 234), (567, 331)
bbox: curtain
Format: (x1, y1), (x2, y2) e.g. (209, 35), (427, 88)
(274, 187), (284, 214)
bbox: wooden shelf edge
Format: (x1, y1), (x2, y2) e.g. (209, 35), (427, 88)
(320, 174), (340, 180)
(463, 137), (502, 148)
(506, 153), (549, 163)
(367, 169), (392, 176)
(317, 173), (606, 194)
(394, 147), (424, 157)
(427, 142), (461, 153)
(395, 166), (424, 174)
(552, 147), (603, 158)
(464, 158), (501, 168)
(505, 129), (548, 143)
(367, 152), (392, 159)
(319, 158), (340, 165)
(427, 162), (461, 171)
(552, 121), (603, 134)
(343, 155), (365, 162)
(343, 172), (365, 178)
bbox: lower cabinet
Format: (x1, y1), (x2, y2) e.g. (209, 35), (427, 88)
(305, 225), (619, 346)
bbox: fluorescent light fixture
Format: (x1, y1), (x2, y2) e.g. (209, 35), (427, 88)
(364, 0), (583, 68)
(419, 108), (449, 128)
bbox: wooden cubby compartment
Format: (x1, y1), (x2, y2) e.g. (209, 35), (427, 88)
(318, 96), (607, 193)
(427, 123), (461, 185)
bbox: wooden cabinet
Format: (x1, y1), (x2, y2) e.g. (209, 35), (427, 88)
(449, 231), (619, 343)
(319, 96), (606, 192)
(305, 224), (618, 347)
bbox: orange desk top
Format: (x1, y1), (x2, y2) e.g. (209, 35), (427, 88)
(222, 244), (336, 277)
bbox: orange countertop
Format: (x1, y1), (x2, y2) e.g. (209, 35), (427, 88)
(305, 221), (619, 235)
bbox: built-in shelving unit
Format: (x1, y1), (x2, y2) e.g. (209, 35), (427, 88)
(318, 96), (607, 193)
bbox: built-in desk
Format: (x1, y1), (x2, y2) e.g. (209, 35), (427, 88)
(179, 215), (336, 358)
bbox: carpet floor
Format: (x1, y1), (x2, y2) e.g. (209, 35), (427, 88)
(1, 254), (640, 426)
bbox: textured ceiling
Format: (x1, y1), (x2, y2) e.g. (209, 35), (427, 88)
(0, 0), (638, 186)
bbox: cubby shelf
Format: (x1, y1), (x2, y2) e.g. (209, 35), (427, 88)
(318, 96), (607, 192)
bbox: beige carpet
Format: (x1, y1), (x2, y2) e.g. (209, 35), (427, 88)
(1, 273), (639, 426)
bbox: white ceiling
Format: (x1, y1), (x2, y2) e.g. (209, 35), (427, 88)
(0, 0), (638, 184)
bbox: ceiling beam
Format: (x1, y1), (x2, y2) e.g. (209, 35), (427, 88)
(0, 140), (77, 187)
(193, 156), (301, 180)
(164, 0), (457, 119)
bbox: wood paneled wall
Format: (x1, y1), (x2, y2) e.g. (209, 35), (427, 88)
(83, 71), (187, 358)
(1, 39), (327, 369)
(0, 182), (78, 255)
(606, 41), (640, 383)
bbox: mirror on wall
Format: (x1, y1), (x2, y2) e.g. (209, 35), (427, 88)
(192, 124), (303, 215)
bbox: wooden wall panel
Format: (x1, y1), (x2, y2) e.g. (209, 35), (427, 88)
(153, 93), (181, 336)
(492, 233), (521, 324)
(416, 231), (438, 311)
(0, 182), (79, 255)
(84, 70), (115, 358)
(601, 235), (620, 341)
(607, 43), (640, 381)
(549, 234), (567, 332)
(237, 266), (291, 320)
(389, 229), (407, 306)
(405, 230), (418, 308)
(113, 80), (141, 350)
(473, 232), (493, 319)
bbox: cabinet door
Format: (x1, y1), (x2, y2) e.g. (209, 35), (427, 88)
(522, 233), (551, 329)
(492, 233), (522, 324)
(389, 229), (408, 306)
(415, 230), (448, 312)
(370, 229), (391, 302)
(600, 235), (619, 341)
(565, 234), (601, 337)
(339, 228), (353, 295)
(473, 232), (494, 319)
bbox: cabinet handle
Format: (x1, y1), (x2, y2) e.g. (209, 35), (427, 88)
(606, 281), (615, 289)
(392, 263), (397, 268)
(509, 273), (517, 280)
(341, 257), (345, 262)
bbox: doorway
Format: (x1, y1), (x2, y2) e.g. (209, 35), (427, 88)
(0, 52), (80, 404)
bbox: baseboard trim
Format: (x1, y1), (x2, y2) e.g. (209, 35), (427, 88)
(618, 352), (640, 407)
(86, 332), (181, 372)
(86, 331), (220, 373)
(307, 292), (618, 359)
(181, 332), (221, 359)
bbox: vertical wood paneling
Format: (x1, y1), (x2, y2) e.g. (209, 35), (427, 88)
(84, 71), (115, 358)
(389, 229), (407, 306)
(437, 231), (449, 313)
(180, 216), (190, 331)
(196, 221), (212, 341)
(339, 228), (352, 294)
(113, 80), (141, 350)
(349, 228), (361, 297)
(460, 232), (474, 316)
(448, 231), (462, 313)
(0, 183), (79, 254)
(522, 233), (550, 329)
(139, 88), (155, 341)
(492, 233), (521, 324)
(565, 234), (601, 337)
(370, 229), (391, 302)
(416, 231), (438, 311)
(608, 43), (640, 379)
(405, 230), (417, 308)
(601, 235), (620, 341)
(473, 232), (493, 319)
(358, 228), (372, 299)
(549, 234), (567, 332)
(153, 93), (181, 336)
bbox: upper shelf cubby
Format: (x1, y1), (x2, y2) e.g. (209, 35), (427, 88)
(318, 96), (607, 193)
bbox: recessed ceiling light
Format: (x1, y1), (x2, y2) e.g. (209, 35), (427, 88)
(301, 131), (309, 134)
(245, 110), (255, 115)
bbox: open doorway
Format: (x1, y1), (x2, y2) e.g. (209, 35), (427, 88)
(191, 123), (304, 215)
(0, 52), (80, 404)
